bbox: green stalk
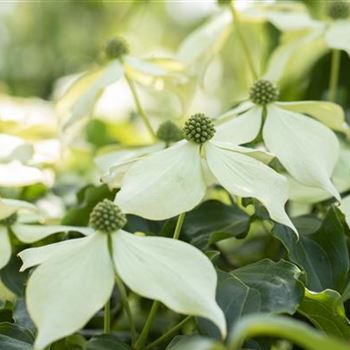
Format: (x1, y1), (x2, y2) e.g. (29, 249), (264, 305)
(328, 49), (341, 102)
(104, 299), (111, 334)
(134, 301), (160, 349)
(124, 72), (157, 139)
(229, 2), (258, 80)
(107, 234), (137, 341)
(143, 316), (192, 350)
(133, 213), (187, 348)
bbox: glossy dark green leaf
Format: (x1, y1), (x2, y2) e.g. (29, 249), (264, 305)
(298, 289), (350, 340)
(87, 334), (131, 350)
(0, 322), (34, 350)
(272, 207), (349, 292)
(0, 256), (28, 296)
(198, 259), (303, 338)
(183, 200), (251, 249)
(51, 334), (86, 350)
(62, 184), (116, 226)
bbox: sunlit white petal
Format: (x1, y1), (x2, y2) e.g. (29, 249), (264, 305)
(113, 230), (226, 336)
(214, 106), (262, 145)
(276, 100), (348, 133)
(18, 238), (87, 272)
(0, 162), (45, 187)
(205, 142), (296, 234)
(26, 234), (114, 350)
(325, 21), (350, 55)
(0, 198), (36, 220)
(116, 141), (206, 219)
(263, 106), (339, 200)
(12, 224), (94, 244)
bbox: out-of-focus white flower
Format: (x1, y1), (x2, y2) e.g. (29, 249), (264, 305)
(0, 197), (92, 271)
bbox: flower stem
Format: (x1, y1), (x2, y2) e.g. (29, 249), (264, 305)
(104, 299), (111, 334)
(124, 72), (157, 139)
(328, 49), (341, 102)
(134, 301), (160, 349)
(173, 212), (186, 240)
(229, 2), (258, 80)
(133, 213), (187, 348)
(107, 234), (137, 341)
(143, 316), (192, 350)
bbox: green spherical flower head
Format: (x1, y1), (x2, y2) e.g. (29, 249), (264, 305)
(105, 37), (129, 60)
(327, 1), (350, 19)
(0, 212), (17, 227)
(156, 121), (183, 143)
(89, 199), (127, 234)
(249, 79), (280, 106)
(183, 113), (215, 144)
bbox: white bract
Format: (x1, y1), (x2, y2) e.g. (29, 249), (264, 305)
(0, 197), (92, 270)
(116, 114), (297, 234)
(216, 80), (342, 201)
(19, 200), (226, 350)
(0, 134), (49, 187)
(58, 38), (183, 133)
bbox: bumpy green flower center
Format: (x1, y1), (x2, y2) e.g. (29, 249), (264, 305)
(89, 199), (127, 233)
(183, 113), (216, 144)
(105, 37), (129, 60)
(156, 121), (183, 143)
(249, 79), (280, 105)
(0, 212), (17, 227)
(327, 1), (350, 19)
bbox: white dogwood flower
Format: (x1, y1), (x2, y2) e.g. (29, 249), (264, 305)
(19, 199), (226, 350)
(116, 113), (297, 234)
(216, 79), (342, 201)
(0, 197), (92, 270)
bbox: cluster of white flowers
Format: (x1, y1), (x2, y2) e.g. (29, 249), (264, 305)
(1, 1), (350, 350)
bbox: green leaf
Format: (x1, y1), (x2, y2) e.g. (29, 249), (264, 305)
(228, 314), (350, 350)
(183, 200), (251, 249)
(51, 335), (86, 350)
(13, 298), (35, 332)
(87, 334), (131, 350)
(0, 322), (34, 350)
(198, 259), (303, 338)
(166, 335), (225, 350)
(0, 256), (28, 296)
(272, 207), (349, 292)
(298, 289), (350, 340)
(62, 184), (115, 226)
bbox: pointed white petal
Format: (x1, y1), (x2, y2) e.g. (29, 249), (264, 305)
(210, 141), (274, 164)
(124, 56), (166, 77)
(276, 101), (348, 133)
(325, 21), (350, 55)
(205, 142), (296, 234)
(216, 101), (255, 120)
(116, 141), (206, 220)
(264, 29), (325, 82)
(113, 230), (226, 336)
(63, 60), (124, 130)
(0, 198), (36, 220)
(96, 143), (165, 188)
(18, 237), (87, 272)
(0, 134), (33, 162)
(12, 224), (94, 244)
(0, 162), (45, 187)
(214, 107), (262, 145)
(263, 106), (340, 200)
(0, 228), (11, 270)
(26, 234), (114, 350)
